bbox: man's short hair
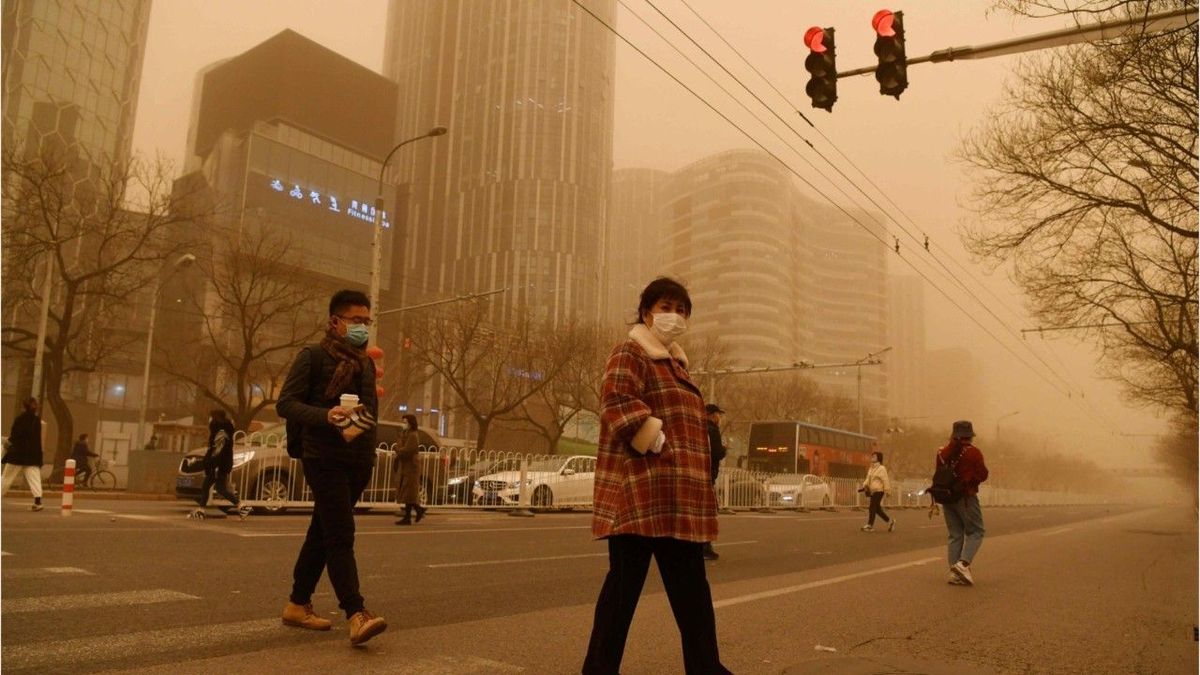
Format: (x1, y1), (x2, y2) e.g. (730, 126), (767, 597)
(329, 289), (371, 316)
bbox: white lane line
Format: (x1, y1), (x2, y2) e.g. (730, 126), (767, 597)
(2, 589), (198, 614)
(3, 567), (94, 579)
(429, 540), (760, 569)
(1, 618), (280, 670)
(73, 508), (115, 515)
(738, 515), (862, 522)
(236, 524), (593, 538)
(713, 557), (940, 609)
(1, 551), (11, 556)
(1039, 526), (1075, 536)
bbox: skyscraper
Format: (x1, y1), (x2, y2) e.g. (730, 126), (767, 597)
(383, 0), (616, 326)
(606, 168), (668, 328)
(887, 274), (927, 422)
(2, 0), (152, 163)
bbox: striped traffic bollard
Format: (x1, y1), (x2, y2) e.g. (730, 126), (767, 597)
(62, 459), (75, 517)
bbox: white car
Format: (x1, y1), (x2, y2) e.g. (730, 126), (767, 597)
(765, 473), (832, 508)
(472, 455), (596, 508)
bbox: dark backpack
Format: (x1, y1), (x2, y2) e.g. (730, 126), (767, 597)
(927, 446), (966, 505)
(285, 345), (322, 459)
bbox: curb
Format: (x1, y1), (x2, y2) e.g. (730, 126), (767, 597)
(4, 489), (178, 502)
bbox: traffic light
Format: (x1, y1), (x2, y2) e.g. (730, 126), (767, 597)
(803, 26), (837, 112)
(872, 9), (907, 99)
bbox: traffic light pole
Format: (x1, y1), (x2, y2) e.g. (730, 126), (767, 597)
(836, 6), (1195, 78)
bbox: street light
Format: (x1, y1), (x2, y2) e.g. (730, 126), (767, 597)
(369, 126), (448, 335)
(996, 410), (1020, 443)
(136, 253), (195, 450)
(856, 346), (892, 433)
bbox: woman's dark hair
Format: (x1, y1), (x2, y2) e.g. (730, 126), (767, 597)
(872, 451), (884, 464)
(403, 414), (419, 430)
(210, 409), (228, 423)
(330, 289), (371, 316)
(634, 277), (692, 324)
(22, 397), (37, 411)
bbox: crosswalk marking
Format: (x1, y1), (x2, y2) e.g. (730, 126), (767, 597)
(2, 589), (198, 614)
(1, 551), (11, 556)
(428, 540), (759, 569)
(1, 618), (281, 671)
(3, 566), (93, 580)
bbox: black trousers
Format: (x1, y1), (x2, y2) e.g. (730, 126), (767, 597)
(868, 492), (891, 526)
(290, 457), (373, 619)
(198, 468), (239, 507)
(583, 535), (731, 675)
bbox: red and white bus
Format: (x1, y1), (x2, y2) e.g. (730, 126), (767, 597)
(746, 421), (878, 479)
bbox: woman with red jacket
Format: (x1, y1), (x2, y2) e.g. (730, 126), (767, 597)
(939, 420), (989, 586)
(583, 277), (730, 675)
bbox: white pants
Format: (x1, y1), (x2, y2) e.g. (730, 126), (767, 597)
(2, 464), (44, 499)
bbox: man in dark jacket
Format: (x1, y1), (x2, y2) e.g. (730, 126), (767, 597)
(704, 403), (727, 561)
(276, 289), (387, 646)
(188, 410), (249, 520)
(2, 397), (45, 511)
(71, 433), (99, 486)
(938, 420), (989, 586)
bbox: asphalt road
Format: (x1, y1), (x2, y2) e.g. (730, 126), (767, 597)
(0, 498), (1194, 674)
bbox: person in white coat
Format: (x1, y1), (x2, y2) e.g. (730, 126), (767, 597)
(859, 451), (894, 532)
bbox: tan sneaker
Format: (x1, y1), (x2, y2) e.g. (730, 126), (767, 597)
(348, 609), (387, 645)
(282, 602), (332, 631)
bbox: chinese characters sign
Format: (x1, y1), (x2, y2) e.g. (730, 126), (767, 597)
(269, 178), (390, 228)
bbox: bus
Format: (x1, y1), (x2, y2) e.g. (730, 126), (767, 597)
(746, 421), (878, 479)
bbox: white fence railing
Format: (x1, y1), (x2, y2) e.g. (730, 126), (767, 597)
(176, 431), (1114, 512)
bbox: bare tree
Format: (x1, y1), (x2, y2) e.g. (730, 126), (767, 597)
(154, 225), (325, 431)
(2, 147), (207, 475)
(510, 322), (608, 453)
(961, 0), (1198, 421)
(405, 302), (571, 448)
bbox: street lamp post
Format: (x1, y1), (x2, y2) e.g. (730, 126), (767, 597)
(856, 346), (892, 433)
(996, 410), (1020, 443)
(369, 126), (448, 333)
(136, 253), (196, 450)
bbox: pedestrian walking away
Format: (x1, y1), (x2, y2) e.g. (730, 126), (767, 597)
(71, 433), (100, 487)
(583, 277), (732, 675)
(938, 420), (989, 586)
(2, 397), (45, 511)
(276, 289), (387, 646)
(393, 414), (427, 525)
(703, 403), (727, 561)
(859, 451), (894, 532)
(188, 410), (251, 520)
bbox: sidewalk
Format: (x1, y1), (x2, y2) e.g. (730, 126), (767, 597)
(104, 506), (1195, 675)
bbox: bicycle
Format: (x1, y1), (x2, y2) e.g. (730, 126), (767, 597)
(77, 456), (117, 489)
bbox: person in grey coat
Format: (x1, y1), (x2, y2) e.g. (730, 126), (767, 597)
(2, 397), (45, 511)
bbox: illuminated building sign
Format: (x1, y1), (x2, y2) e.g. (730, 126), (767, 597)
(268, 178), (390, 228)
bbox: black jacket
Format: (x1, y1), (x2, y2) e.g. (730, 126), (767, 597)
(276, 344), (378, 467)
(706, 420), (726, 483)
(3, 410), (43, 466)
(204, 420), (236, 473)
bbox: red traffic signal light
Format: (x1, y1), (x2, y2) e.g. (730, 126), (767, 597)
(872, 9), (908, 99)
(803, 26), (837, 112)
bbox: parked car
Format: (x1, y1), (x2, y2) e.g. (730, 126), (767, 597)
(715, 468), (768, 508)
(472, 455), (596, 508)
(765, 473), (832, 508)
(174, 421), (446, 512)
(444, 456), (523, 505)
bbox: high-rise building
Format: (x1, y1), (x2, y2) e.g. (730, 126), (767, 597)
(623, 148), (890, 421)
(2, 0), (152, 163)
(160, 30), (403, 428)
(605, 168), (668, 328)
(383, 0), (616, 326)
(887, 274), (927, 422)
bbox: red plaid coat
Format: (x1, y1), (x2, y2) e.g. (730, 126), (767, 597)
(591, 325), (718, 543)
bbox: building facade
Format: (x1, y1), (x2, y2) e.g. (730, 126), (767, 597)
(2, 0), (151, 164)
(605, 168), (668, 328)
(886, 274), (927, 423)
(383, 0), (617, 326)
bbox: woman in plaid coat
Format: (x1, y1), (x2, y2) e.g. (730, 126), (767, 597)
(583, 278), (731, 675)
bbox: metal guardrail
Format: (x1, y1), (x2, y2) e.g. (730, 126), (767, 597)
(186, 432), (1112, 512)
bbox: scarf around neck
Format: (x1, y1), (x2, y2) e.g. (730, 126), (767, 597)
(320, 328), (372, 399)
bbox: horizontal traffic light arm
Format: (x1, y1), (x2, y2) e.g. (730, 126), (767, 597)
(836, 6), (1195, 78)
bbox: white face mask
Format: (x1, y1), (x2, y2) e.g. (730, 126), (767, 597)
(650, 312), (688, 344)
